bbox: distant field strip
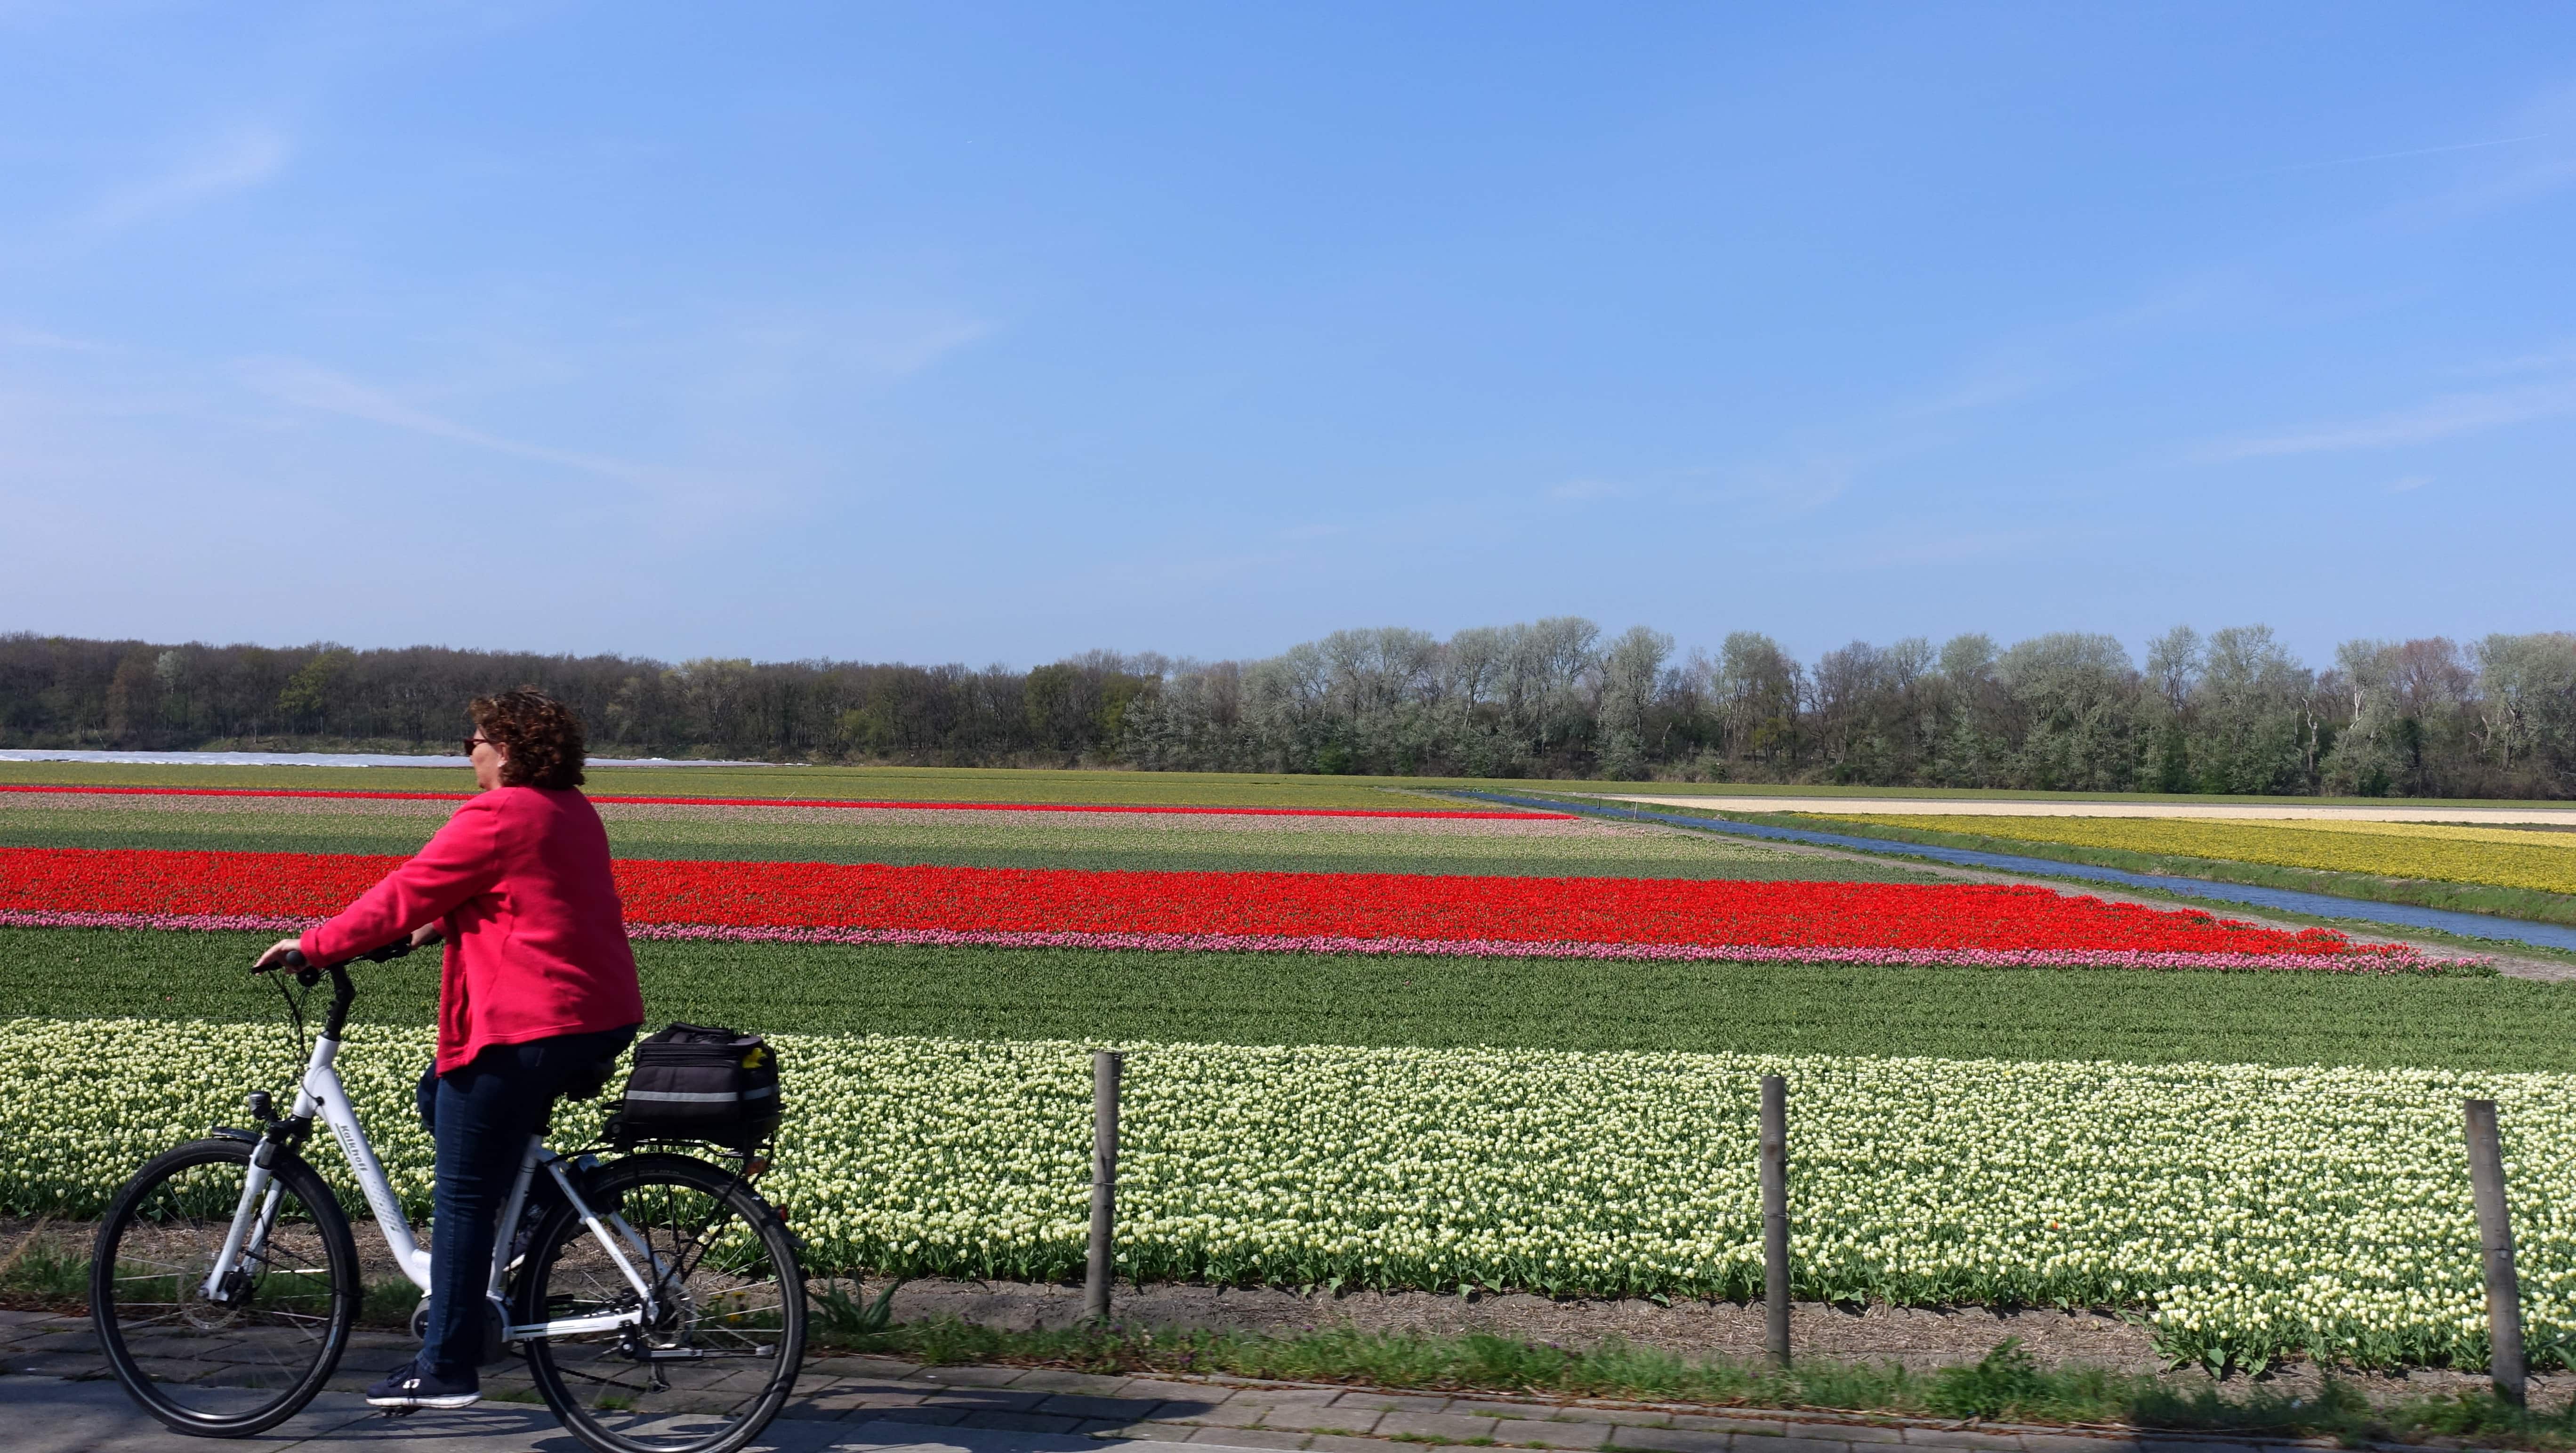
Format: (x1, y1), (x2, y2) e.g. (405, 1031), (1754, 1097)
(9, 927), (2556, 1069)
(0, 845), (2458, 969)
(0, 794), (1851, 879)
(0, 783), (1558, 818)
(1810, 813), (2576, 895)
(0, 763), (1497, 810)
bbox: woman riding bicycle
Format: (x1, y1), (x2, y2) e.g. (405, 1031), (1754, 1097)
(255, 688), (643, 1411)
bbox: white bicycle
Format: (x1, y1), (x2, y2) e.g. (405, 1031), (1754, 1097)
(88, 941), (807, 1453)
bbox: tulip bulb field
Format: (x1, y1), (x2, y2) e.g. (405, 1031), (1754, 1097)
(7, 764), (2576, 1376)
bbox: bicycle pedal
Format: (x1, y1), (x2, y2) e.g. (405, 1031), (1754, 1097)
(379, 1406), (420, 1419)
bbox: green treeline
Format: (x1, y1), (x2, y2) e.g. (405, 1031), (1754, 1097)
(6, 622), (2575, 796)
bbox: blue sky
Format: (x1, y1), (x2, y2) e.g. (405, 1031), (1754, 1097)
(5, 3), (2574, 670)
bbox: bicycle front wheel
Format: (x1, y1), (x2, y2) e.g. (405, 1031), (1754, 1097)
(519, 1152), (807, 1453)
(91, 1138), (359, 1437)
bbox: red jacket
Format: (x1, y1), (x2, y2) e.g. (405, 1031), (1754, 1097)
(302, 786), (644, 1074)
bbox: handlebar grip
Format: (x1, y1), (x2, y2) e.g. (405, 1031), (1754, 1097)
(256, 948), (309, 975)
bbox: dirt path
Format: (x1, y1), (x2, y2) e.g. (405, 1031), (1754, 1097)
(845, 1276), (2573, 1409)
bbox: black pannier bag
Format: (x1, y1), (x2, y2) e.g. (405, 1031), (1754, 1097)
(607, 1023), (781, 1150)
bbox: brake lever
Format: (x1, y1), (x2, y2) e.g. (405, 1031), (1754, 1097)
(253, 947), (311, 977)
(256, 939), (411, 980)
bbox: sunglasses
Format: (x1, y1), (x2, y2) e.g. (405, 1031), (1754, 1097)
(460, 735), (499, 754)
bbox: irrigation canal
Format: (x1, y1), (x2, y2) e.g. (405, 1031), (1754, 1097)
(1451, 789), (2576, 955)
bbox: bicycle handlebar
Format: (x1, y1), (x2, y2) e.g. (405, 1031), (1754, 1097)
(253, 940), (418, 976)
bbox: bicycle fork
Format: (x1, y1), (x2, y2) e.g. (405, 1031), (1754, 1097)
(200, 1166), (285, 1305)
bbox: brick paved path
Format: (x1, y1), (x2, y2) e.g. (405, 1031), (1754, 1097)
(2, 1307), (2355, 1453)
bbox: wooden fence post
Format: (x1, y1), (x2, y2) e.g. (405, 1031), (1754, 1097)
(1085, 1051), (1123, 1323)
(2464, 1098), (2527, 1406)
(1761, 1074), (1790, 1369)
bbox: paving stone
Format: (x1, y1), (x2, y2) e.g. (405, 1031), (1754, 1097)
(1261, 1403), (1385, 1434)
(1146, 1395), (1240, 1421)
(1014, 1369), (1141, 1396)
(1765, 1439), (1863, 1453)
(809, 1377), (928, 1398)
(920, 1387), (1052, 1412)
(1449, 1399), (1555, 1420)
(789, 1387), (934, 1416)
(810, 1354), (924, 1379)
(1043, 1394), (1173, 1420)
(1812, 1426), (1904, 1444)
(2135, 1443), (2258, 1453)
(1311, 1437), (1404, 1453)
(1899, 1432), (2024, 1450)
(1334, 1391), (1457, 1413)
(913, 1364), (1030, 1387)
(1169, 1399), (1274, 1428)
(1610, 1428), (1737, 1453)
(1222, 1387), (1345, 1408)
(865, 1405), (970, 1427)
(0, 1330), (86, 1349)
(1096, 1421), (1202, 1443)
(483, 1385), (551, 1406)
(1509, 1420), (1619, 1448)
(958, 1409), (1086, 1434)
(1590, 1409), (1679, 1428)
(1196, 1429), (1311, 1448)
(1377, 1411), (1504, 1442)
(1674, 1416), (1803, 1434)
(2021, 1438), (2145, 1453)
(1124, 1378), (1232, 1405)
(1, 1353), (112, 1377)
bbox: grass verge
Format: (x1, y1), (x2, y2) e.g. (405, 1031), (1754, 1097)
(819, 1318), (2576, 1447)
(9, 926), (2571, 1070)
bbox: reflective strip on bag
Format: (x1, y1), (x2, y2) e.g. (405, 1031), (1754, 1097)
(624, 1085), (776, 1104)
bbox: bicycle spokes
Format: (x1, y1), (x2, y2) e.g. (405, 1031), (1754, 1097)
(93, 1142), (358, 1435)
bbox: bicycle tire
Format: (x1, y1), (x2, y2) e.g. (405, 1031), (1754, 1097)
(518, 1152), (807, 1453)
(91, 1138), (360, 1437)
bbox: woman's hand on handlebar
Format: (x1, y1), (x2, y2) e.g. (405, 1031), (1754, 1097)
(253, 938), (306, 973)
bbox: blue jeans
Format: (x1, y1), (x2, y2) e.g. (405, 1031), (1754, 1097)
(413, 1025), (637, 1380)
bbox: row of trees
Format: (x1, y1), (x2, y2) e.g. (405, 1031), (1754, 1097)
(6, 624), (2575, 797)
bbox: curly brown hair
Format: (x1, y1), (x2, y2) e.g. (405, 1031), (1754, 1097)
(468, 688), (587, 790)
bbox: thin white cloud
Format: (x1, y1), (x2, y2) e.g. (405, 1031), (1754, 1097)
(1841, 527), (2061, 571)
(849, 318), (995, 377)
(1547, 478), (1630, 502)
(0, 326), (119, 356)
(2206, 381), (2576, 459)
(2259, 134), (2547, 175)
(72, 128), (290, 236)
(1897, 367), (2054, 419)
(2453, 344), (2576, 378)
(2385, 474), (2432, 494)
(232, 355), (651, 482)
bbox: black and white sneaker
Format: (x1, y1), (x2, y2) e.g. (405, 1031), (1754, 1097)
(364, 1361), (480, 1410)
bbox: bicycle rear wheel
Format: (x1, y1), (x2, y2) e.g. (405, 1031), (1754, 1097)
(91, 1138), (359, 1437)
(519, 1152), (806, 1453)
